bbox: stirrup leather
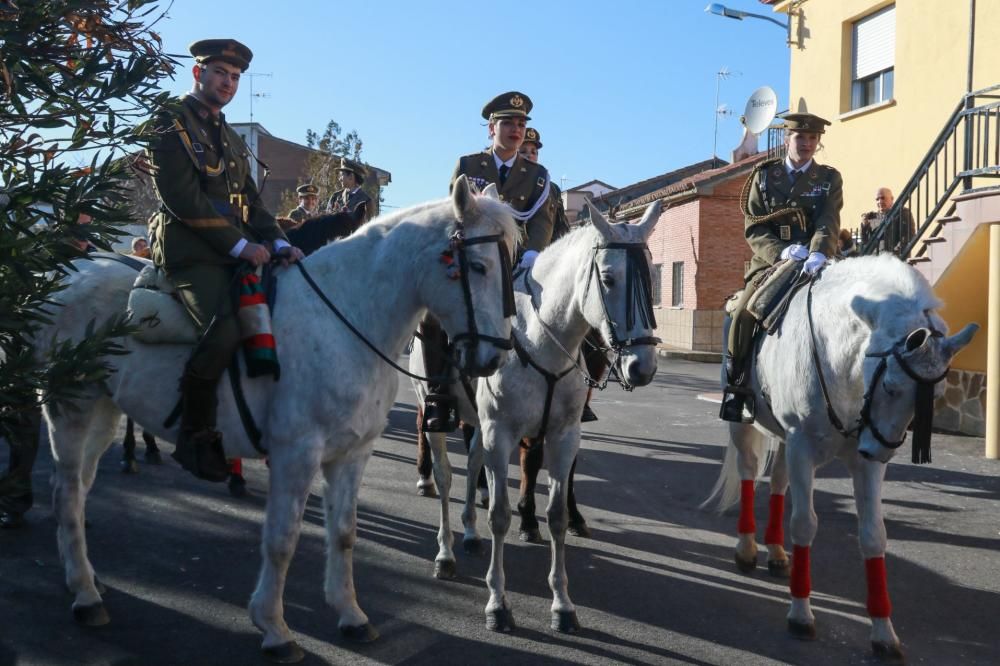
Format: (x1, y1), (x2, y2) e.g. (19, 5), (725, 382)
(422, 393), (459, 433)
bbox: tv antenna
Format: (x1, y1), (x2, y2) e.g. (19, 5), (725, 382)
(245, 72), (272, 124)
(713, 67), (741, 158)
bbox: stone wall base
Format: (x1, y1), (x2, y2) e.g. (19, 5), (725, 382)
(656, 308), (725, 352)
(934, 369), (986, 436)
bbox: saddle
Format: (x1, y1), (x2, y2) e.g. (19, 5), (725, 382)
(745, 259), (809, 332)
(126, 265), (199, 344)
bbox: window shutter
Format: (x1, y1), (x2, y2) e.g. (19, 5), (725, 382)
(853, 6), (895, 79)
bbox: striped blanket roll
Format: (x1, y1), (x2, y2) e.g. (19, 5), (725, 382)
(238, 265), (280, 380)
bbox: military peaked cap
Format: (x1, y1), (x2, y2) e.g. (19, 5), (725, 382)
(780, 112), (831, 134)
(524, 127), (543, 149)
(296, 184), (319, 196)
(189, 39), (253, 72)
(337, 158), (367, 185)
(482, 91), (532, 120)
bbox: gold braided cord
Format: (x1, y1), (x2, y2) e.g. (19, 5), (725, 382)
(739, 161), (806, 231)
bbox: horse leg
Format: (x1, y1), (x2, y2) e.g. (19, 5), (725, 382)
(427, 430), (457, 579)
(516, 438), (543, 544)
(482, 423), (516, 632)
(764, 439), (790, 578)
(732, 422), (761, 573)
(142, 428), (161, 464)
(566, 457), (590, 538)
(460, 426), (485, 554)
(248, 445), (319, 661)
(545, 430), (582, 633)
(849, 455), (902, 660)
(119, 417), (138, 474)
(785, 438), (819, 640)
(319, 444), (379, 643)
(463, 422), (488, 508)
(228, 458), (247, 498)
(415, 407), (437, 497)
(49, 397), (119, 626)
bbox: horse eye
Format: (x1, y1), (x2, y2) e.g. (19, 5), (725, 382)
(470, 262), (487, 275)
(601, 274), (615, 287)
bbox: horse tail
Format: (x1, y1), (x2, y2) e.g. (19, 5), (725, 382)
(701, 424), (773, 513)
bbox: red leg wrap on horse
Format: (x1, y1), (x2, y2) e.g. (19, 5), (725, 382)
(865, 557), (892, 617)
(764, 494), (785, 545)
(737, 480), (756, 534)
(790, 545), (811, 598)
(230, 458), (242, 476)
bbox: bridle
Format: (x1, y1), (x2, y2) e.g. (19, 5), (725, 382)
(582, 241), (661, 391)
(806, 276), (949, 464)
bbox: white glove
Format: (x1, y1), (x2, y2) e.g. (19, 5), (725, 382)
(518, 250), (539, 269)
(804, 251), (828, 275)
(780, 243), (809, 261)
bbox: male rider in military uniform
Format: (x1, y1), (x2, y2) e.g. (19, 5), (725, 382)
(420, 91), (553, 431)
(326, 158), (373, 223)
(147, 39), (304, 481)
(721, 112), (843, 423)
(286, 183), (320, 228)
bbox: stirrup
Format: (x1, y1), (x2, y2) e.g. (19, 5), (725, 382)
(720, 386), (756, 424)
(172, 429), (229, 482)
(422, 393), (459, 433)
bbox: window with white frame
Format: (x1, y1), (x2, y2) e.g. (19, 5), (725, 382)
(651, 263), (662, 306)
(671, 262), (684, 307)
(851, 5), (895, 110)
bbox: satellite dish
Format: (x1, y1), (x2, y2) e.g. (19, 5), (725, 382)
(742, 86), (778, 135)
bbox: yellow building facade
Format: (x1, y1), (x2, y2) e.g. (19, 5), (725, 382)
(771, 0), (1000, 444)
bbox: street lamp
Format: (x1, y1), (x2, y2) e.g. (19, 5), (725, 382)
(705, 3), (792, 44)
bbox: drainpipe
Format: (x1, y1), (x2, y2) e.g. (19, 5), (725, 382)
(986, 223), (999, 459)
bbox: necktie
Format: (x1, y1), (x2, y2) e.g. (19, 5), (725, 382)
(499, 164), (510, 187)
(790, 169), (802, 185)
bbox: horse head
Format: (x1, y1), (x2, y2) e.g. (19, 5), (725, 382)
(581, 200), (663, 389)
(424, 175), (517, 378)
(851, 294), (979, 463)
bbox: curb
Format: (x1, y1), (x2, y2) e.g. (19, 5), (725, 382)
(656, 347), (722, 364)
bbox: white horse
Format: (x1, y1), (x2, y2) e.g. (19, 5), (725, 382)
(36, 178), (518, 662)
(706, 254), (978, 660)
(411, 201), (662, 633)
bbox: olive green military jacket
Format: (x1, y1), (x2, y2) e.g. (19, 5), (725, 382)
(548, 182), (571, 242)
(147, 95), (285, 269)
(744, 158), (843, 280)
(326, 188), (373, 223)
(287, 206), (311, 225)
(450, 151), (553, 252)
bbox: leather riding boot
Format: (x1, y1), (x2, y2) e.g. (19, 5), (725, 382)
(720, 355), (755, 424)
(172, 371), (229, 482)
(420, 317), (457, 433)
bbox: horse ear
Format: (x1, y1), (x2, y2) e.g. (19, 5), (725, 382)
(941, 322), (979, 358)
(481, 183), (500, 200)
(452, 175), (475, 223)
(636, 200), (663, 240)
(352, 202), (367, 225)
(850, 295), (880, 329)
(585, 200), (612, 239)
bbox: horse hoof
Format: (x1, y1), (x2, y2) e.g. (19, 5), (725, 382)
(767, 559), (790, 578)
(486, 608), (516, 633)
(462, 537), (482, 555)
(551, 610), (580, 634)
(261, 641), (305, 664)
(228, 476), (247, 499)
(120, 459), (138, 474)
(72, 602), (110, 626)
(144, 450), (162, 465)
(567, 521), (591, 539)
(434, 559), (457, 580)
(872, 641), (905, 663)
(734, 552), (757, 574)
(416, 478), (437, 498)
(518, 528), (543, 544)
(787, 619), (817, 641)
(340, 622), (379, 643)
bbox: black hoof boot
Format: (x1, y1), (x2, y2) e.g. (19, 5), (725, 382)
(486, 607), (516, 633)
(518, 527), (543, 544)
(567, 520), (591, 538)
(580, 404), (598, 423)
(787, 619), (817, 641)
(767, 559), (791, 578)
(462, 537), (482, 555)
(144, 448), (162, 465)
(120, 458), (139, 474)
(228, 474), (247, 498)
(261, 641), (305, 663)
(72, 602), (110, 626)
(340, 622), (379, 643)
(552, 610), (581, 633)
(434, 559), (457, 580)
(734, 552), (757, 574)
(872, 641), (905, 663)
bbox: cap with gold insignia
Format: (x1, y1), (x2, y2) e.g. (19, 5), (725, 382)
(296, 184), (319, 197)
(189, 39), (253, 72)
(337, 158), (367, 185)
(481, 91), (533, 121)
(780, 112), (831, 134)
(523, 127), (543, 149)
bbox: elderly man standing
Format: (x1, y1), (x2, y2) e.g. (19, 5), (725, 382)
(146, 39), (303, 481)
(860, 187), (915, 255)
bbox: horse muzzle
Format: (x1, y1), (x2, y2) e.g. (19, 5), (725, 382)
(857, 431), (896, 464)
(619, 348), (658, 388)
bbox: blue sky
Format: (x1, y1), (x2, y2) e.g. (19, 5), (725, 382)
(153, 0), (790, 209)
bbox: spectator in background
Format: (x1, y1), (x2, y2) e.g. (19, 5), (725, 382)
(860, 187), (915, 255)
(130, 236), (151, 258)
(285, 183), (320, 231)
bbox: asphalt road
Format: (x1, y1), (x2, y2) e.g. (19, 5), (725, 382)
(2, 358), (999, 666)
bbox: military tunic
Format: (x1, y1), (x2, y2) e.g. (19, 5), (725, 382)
(450, 151), (553, 252)
(326, 187), (373, 223)
(146, 94), (286, 380)
(286, 205), (312, 227)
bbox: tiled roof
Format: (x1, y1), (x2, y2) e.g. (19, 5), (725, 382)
(591, 157), (727, 211)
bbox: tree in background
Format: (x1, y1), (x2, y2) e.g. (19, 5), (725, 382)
(0, 0), (177, 441)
